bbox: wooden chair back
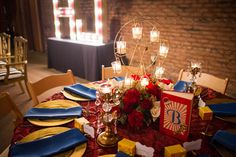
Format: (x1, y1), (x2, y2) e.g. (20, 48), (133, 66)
(27, 69), (76, 105)
(102, 65), (144, 80)
(14, 36), (28, 63)
(178, 69), (229, 94)
(0, 33), (11, 63)
(0, 36), (29, 95)
(0, 92), (23, 155)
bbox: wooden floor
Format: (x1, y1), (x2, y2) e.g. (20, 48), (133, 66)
(0, 51), (89, 153)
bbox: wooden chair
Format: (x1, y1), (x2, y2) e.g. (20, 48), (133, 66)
(0, 36), (29, 95)
(27, 69), (76, 105)
(0, 92), (23, 156)
(178, 69), (229, 94)
(101, 65), (144, 80)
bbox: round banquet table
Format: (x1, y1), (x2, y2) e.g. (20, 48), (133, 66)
(10, 92), (236, 157)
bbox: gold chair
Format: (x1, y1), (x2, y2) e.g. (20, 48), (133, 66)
(101, 65), (144, 80)
(178, 69), (229, 94)
(0, 92), (23, 156)
(0, 33), (11, 64)
(27, 69), (76, 105)
(0, 36), (28, 95)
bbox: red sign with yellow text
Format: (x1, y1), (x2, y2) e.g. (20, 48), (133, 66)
(160, 91), (194, 141)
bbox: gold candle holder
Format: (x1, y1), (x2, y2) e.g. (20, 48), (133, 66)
(188, 62), (201, 93)
(97, 84), (119, 147)
(97, 110), (119, 147)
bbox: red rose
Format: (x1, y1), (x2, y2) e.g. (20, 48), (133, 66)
(140, 99), (153, 110)
(123, 89), (140, 113)
(131, 74), (141, 81)
(143, 74), (151, 79)
(160, 79), (173, 85)
(146, 82), (161, 100)
(128, 110), (144, 128)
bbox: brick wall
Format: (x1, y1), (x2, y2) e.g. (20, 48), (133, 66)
(106, 0), (236, 97)
(39, 0), (236, 97)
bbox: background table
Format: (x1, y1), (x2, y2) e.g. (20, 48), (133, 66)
(47, 38), (115, 81)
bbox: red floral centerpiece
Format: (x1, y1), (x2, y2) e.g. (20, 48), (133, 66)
(118, 74), (173, 129)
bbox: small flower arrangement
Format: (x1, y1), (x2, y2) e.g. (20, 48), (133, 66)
(118, 74), (173, 129)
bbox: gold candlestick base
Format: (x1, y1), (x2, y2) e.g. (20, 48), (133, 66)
(97, 131), (119, 147)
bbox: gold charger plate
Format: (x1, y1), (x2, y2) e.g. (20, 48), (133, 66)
(61, 90), (90, 101)
(212, 129), (236, 157)
(206, 98), (236, 105)
(85, 83), (101, 90)
(215, 116), (236, 124)
(98, 155), (115, 157)
(19, 127), (87, 157)
(28, 100), (80, 127)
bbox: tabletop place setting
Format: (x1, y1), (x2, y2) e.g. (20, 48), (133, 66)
(1, 5), (236, 157)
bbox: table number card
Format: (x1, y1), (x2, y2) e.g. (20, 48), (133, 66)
(160, 91), (194, 141)
(136, 142), (154, 157)
(183, 139), (202, 151)
(83, 124), (95, 138)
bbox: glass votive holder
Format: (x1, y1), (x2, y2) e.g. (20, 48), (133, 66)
(155, 66), (165, 79)
(116, 41), (126, 54)
(159, 41), (169, 58)
(124, 77), (134, 88)
(111, 60), (122, 74)
(100, 83), (112, 94)
(150, 30), (160, 42)
(191, 62), (201, 69)
(132, 26), (142, 39)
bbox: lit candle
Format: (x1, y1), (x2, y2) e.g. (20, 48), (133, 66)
(111, 60), (122, 74)
(100, 84), (112, 94)
(150, 30), (160, 42)
(132, 27), (142, 39)
(191, 62), (201, 69)
(159, 44), (169, 58)
(116, 41), (126, 54)
(140, 78), (149, 87)
(155, 66), (165, 79)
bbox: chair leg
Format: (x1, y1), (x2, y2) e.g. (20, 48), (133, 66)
(24, 80), (32, 99)
(18, 81), (25, 93)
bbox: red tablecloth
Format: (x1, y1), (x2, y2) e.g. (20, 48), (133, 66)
(11, 92), (235, 157)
